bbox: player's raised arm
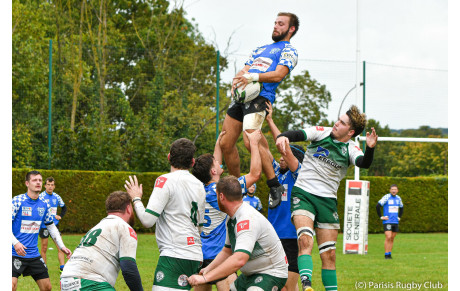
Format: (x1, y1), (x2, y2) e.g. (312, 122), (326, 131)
(125, 175), (160, 228)
(243, 130), (262, 187)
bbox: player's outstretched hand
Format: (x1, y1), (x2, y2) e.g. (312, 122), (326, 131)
(276, 136), (290, 155)
(217, 130), (226, 143)
(61, 247), (72, 259)
(366, 127), (378, 148)
(124, 175), (143, 200)
(188, 274), (206, 286)
(244, 129), (262, 145)
(14, 242), (27, 256)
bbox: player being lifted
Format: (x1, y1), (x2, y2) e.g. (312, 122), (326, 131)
(220, 12), (299, 209)
(60, 191), (143, 291)
(125, 138), (206, 291)
(276, 105), (378, 291)
(191, 130), (262, 291)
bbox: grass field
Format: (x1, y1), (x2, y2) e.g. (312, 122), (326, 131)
(15, 233), (448, 290)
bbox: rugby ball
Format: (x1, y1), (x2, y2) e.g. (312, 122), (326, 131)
(233, 81), (262, 103)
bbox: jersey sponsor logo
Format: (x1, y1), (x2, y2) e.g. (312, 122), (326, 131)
(50, 207), (57, 216)
(250, 57), (272, 72)
(255, 276), (263, 283)
(355, 146), (362, 152)
(22, 207), (32, 216)
(281, 184), (288, 201)
(155, 177), (167, 188)
(270, 48), (281, 54)
(60, 278), (81, 291)
(237, 220), (250, 232)
(254, 47), (266, 55)
(389, 206), (399, 213)
(313, 146), (329, 158)
(20, 220), (41, 233)
(272, 287), (279, 291)
(313, 146), (342, 169)
(187, 237), (195, 245)
(156, 271), (165, 282)
(53, 198), (57, 205)
(292, 197), (300, 205)
(38, 207), (45, 216)
(389, 200), (394, 205)
(341, 146), (347, 155)
(178, 274), (189, 287)
(316, 126), (324, 131)
(129, 227), (137, 240)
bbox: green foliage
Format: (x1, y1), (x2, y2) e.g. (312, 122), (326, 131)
(12, 169), (447, 233)
(12, 123), (34, 168)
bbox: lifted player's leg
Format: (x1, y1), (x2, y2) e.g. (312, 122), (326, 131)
(221, 114), (243, 177)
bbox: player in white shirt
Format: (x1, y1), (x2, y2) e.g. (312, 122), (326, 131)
(60, 191), (143, 291)
(188, 176), (288, 291)
(276, 105), (378, 291)
(125, 138), (206, 291)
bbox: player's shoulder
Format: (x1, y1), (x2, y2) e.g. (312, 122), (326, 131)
(12, 193), (27, 204)
(381, 193), (391, 200)
(38, 196), (51, 207)
(305, 126), (332, 139)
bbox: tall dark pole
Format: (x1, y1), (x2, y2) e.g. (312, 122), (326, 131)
(48, 39), (52, 169)
(216, 50), (220, 140)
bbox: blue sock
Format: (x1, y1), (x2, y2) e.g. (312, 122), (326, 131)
(385, 252), (390, 256)
(60, 265), (64, 270)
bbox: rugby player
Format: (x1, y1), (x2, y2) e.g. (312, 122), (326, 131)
(188, 176), (288, 291)
(60, 191), (143, 291)
(266, 101), (305, 291)
(191, 130), (262, 291)
(39, 176), (68, 273)
(276, 105), (378, 291)
(220, 12), (299, 209)
(124, 138), (206, 290)
(376, 184), (404, 259)
(12, 170), (72, 291)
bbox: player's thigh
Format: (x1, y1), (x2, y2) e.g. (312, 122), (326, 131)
(35, 278), (52, 291)
(221, 115), (243, 148)
(384, 230), (393, 239)
(193, 284), (212, 291)
(12, 277), (18, 291)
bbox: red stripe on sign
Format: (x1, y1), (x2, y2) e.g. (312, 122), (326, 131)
(349, 181), (362, 189)
(345, 243), (359, 251)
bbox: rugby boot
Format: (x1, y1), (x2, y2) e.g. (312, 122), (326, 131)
(301, 276), (314, 291)
(268, 185), (284, 209)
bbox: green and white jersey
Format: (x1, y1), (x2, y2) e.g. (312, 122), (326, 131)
(146, 170), (206, 261)
(61, 215), (138, 287)
(295, 126), (364, 199)
(225, 202), (288, 278)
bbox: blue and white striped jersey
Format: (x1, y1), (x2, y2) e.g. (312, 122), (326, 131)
(12, 193), (54, 258)
(245, 41), (298, 104)
(39, 191), (65, 227)
(378, 194), (403, 224)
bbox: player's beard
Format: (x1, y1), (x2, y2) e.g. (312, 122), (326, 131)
(128, 211), (136, 227)
(272, 29), (290, 42)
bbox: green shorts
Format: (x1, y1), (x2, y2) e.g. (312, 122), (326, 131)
(232, 273), (287, 291)
(291, 187), (340, 229)
(60, 277), (115, 291)
(153, 256), (202, 290)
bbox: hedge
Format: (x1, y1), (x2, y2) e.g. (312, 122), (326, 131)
(12, 168), (447, 234)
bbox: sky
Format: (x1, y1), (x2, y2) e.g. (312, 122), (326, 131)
(181, 0), (448, 130)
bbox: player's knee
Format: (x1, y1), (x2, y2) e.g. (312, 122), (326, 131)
(12, 278), (17, 291)
(297, 227), (315, 251)
(319, 241), (336, 264)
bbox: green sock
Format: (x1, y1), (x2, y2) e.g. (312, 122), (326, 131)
(322, 269), (337, 291)
(298, 254), (313, 282)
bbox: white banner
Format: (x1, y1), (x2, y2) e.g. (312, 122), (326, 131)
(343, 180), (369, 255)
